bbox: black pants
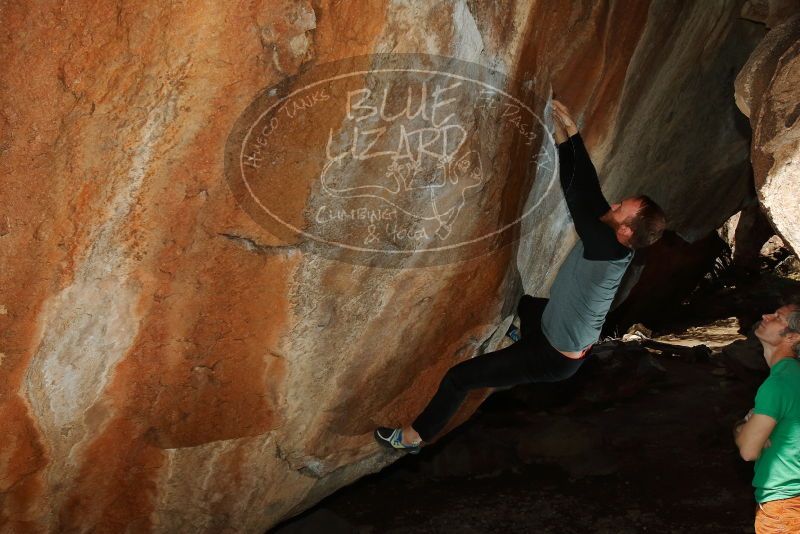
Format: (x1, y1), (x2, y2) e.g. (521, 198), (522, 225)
(412, 295), (585, 442)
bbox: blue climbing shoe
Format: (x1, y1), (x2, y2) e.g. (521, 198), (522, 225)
(506, 323), (521, 342)
(374, 427), (421, 454)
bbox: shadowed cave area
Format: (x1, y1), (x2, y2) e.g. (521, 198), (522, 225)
(271, 252), (800, 533)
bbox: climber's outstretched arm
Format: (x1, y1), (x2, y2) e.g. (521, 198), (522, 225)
(551, 100), (612, 243)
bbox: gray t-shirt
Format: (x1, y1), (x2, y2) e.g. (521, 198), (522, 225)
(543, 133), (635, 352)
(541, 240), (633, 352)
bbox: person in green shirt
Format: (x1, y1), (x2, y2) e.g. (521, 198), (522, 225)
(734, 302), (800, 533)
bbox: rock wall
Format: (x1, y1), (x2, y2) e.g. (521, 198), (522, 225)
(735, 9), (800, 254)
(0, 1), (762, 532)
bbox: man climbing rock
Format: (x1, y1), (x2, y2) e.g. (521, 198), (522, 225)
(734, 303), (800, 533)
(375, 99), (667, 453)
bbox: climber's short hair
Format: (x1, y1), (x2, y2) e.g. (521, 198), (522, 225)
(625, 195), (667, 249)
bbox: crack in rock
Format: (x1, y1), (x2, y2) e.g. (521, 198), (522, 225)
(218, 233), (303, 256)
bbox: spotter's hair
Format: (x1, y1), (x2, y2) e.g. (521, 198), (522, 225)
(782, 303), (800, 358)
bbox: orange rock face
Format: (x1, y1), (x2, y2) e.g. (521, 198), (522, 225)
(735, 12), (800, 254)
(0, 2), (762, 532)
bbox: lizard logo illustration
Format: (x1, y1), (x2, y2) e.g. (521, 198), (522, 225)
(320, 124), (484, 240)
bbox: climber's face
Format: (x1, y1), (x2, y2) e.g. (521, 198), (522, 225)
(609, 197), (644, 226)
(607, 197), (644, 246)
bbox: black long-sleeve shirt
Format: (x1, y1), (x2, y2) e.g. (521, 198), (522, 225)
(541, 132), (634, 352)
(556, 133), (629, 261)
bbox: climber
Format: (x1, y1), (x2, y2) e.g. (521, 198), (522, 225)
(734, 302), (800, 533)
(374, 99), (667, 454)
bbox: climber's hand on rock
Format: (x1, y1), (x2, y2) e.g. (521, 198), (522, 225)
(552, 111), (568, 144)
(552, 99), (579, 137)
